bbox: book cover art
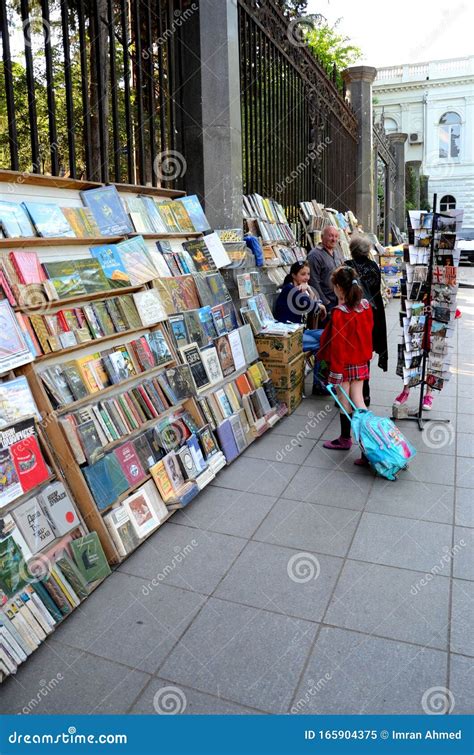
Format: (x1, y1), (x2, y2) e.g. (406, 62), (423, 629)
(0, 448), (22, 506)
(149, 460), (174, 502)
(0, 301), (33, 371)
(182, 239), (216, 272)
(12, 497), (56, 554)
(132, 289), (167, 326)
(116, 236), (158, 286)
(0, 535), (28, 597)
(198, 306), (218, 342)
(197, 426), (219, 459)
(80, 186), (133, 236)
(169, 200), (195, 233)
(8, 428), (50, 494)
(9, 251), (47, 285)
(0, 377), (40, 429)
(116, 295), (142, 330)
(169, 314), (189, 349)
(227, 329), (246, 371)
(138, 196), (168, 234)
(184, 309), (208, 348)
(91, 301), (116, 335)
(22, 202), (75, 238)
(215, 335), (235, 377)
(200, 346), (223, 385)
(162, 451), (185, 492)
(114, 442), (146, 487)
(62, 361), (89, 401)
(89, 244), (132, 288)
(165, 365), (195, 400)
(123, 487), (160, 539)
(83, 454), (129, 510)
(70, 532), (111, 583)
(0, 200), (36, 238)
(104, 506), (139, 556)
(126, 197), (156, 234)
(38, 481), (80, 537)
(179, 343), (211, 391)
(154, 276), (200, 315)
(76, 420), (105, 465)
(155, 200), (181, 234)
(146, 330), (172, 365)
(42, 262), (86, 299)
(73, 258), (111, 294)
(177, 195), (211, 232)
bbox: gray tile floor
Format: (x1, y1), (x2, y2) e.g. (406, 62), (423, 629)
(2, 294), (473, 715)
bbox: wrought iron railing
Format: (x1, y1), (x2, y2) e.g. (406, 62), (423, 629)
(0, 0), (186, 186)
(238, 0), (358, 223)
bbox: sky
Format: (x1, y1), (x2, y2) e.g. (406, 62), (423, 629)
(306, 0), (474, 68)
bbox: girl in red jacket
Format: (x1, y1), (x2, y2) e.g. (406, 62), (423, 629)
(317, 266), (374, 455)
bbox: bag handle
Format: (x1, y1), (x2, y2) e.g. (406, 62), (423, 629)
(326, 383), (357, 420)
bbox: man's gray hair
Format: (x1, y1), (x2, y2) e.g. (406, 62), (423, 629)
(350, 234), (372, 257)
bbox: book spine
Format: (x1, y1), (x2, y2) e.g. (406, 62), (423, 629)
(51, 566), (80, 608)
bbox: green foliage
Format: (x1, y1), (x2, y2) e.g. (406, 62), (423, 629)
(303, 17), (362, 88)
(277, 0), (309, 16)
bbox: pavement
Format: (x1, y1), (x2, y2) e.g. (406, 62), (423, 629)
(2, 295), (473, 716)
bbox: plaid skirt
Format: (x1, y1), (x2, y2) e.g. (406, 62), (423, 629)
(329, 363), (370, 385)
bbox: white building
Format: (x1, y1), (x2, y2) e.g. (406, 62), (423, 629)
(373, 56), (474, 226)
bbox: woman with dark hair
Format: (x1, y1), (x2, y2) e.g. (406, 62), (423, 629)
(274, 260), (327, 394)
(317, 265), (373, 462)
(345, 235), (388, 406)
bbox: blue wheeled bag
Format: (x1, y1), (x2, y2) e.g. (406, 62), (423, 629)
(327, 384), (417, 481)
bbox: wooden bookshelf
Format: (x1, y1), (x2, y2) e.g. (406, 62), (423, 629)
(0, 236), (124, 249)
(113, 182), (185, 198)
(14, 284), (144, 313)
(136, 232), (202, 240)
(33, 326), (149, 363)
(0, 169), (102, 191)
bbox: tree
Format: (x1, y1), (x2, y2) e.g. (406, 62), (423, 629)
(275, 0), (309, 16)
(301, 16), (362, 88)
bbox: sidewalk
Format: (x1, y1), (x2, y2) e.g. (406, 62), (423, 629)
(2, 296), (472, 716)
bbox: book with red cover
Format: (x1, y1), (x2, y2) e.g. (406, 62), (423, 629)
(0, 270), (17, 306)
(114, 441), (146, 487)
(235, 374), (253, 397)
(9, 251), (47, 284)
(136, 385), (159, 418)
(8, 428), (50, 493)
(130, 336), (155, 371)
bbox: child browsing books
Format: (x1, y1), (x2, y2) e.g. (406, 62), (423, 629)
(317, 266), (374, 462)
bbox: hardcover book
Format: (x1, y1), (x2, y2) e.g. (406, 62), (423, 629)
(76, 420), (104, 465)
(12, 497), (56, 554)
(55, 552), (89, 600)
(183, 309), (208, 348)
(227, 329), (246, 371)
(114, 442), (147, 487)
(197, 425), (220, 459)
(9, 251), (46, 285)
(200, 346), (223, 385)
(0, 200), (36, 238)
(162, 451), (185, 492)
(176, 445), (199, 480)
(89, 244), (132, 288)
(0, 300), (34, 373)
(62, 361), (89, 401)
(177, 195), (211, 232)
(146, 330), (172, 365)
(123, 485), (161, 539)
(164, 365), (195, 400)
(215, 335), (235, 377)
(216, 419), (239, 463)
(153, 276), (200, 315)
(80, 186), (133, 236)
(179, 343), (211, 391)
(169, 314), (189, 349)
(116, 236), (158, 286)
(149, 459), (175, 502)
(8, 426), (50, 494)
(198, 306), (218, 342)
(70, 532), (111, 583)
(133, 289), (167, 326)
(141, 478), (168, 522)
(83, 454), (129, 510)
(117, 295), (142, 330)
(42, 262), (86, 299)
(0, 535), (28, 597)
(168, 200), (195, 233)
(182, 239), (216, 272)
(103, 506), (139, 557)
(73, 258), (111, 294)
(155, 201), (181, 234)
(22, 202), (75, 238)
(38, 481), (80, 537)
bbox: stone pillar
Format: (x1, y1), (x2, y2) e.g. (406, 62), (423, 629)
(388, 132), (408, 231)
(342, 66), (377, 232)
(181, 0), (242, 230)
(406, 159), (422, 209)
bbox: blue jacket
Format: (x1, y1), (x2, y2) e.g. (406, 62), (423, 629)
(274, 283), (320, 325)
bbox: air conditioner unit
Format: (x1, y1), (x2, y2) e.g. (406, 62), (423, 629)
(409, 133), (422, 144)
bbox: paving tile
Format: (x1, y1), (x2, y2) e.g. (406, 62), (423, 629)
(325, 560), (449, 650)
(172, 487), (277, 539)
(450, 580), (474, 657)
(292, 626), (448, 714)
(403, 451), (455, 486)
(273, 413), (331, 439)
(457, 397), (474, 414)
(283, 467), (373, 510)
(51, 572), (205, 673)
(0, 640), (149, 714)
(159, 597), (317, 713)
(412, 424), (457, 455)
(456, 457), (474, 488)
(118, 523), (246, 595)
(452, 526), (474, 580)
(449, 655), (474, 714)
(455, 488), (474, 528)
(455, 433), (474, 458)
(210, 456), (299, 497)
(366, 480), (454, 524)
(348, 512), (453, 573)
(130, 677), (262, 714)
(456, 414), (473, 433)
(243, 432), (315, 465)
(253, 498), (360, 558)
(291, 399), (336, 418)
(214, 540), (342, 622)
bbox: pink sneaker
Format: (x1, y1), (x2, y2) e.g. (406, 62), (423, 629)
(423, 394), (433, 411)
(323, 437), (352, 450)
(394, 389), (410, 406)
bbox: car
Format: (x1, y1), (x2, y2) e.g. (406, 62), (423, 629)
(458, 227), (474, 265)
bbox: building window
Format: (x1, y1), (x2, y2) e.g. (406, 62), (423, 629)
(438, 112), (461, 159)
(440, 195), (456, 211)
(384, 117), (398, 133)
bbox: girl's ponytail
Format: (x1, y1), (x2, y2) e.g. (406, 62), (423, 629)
(331, 266), (363, 308)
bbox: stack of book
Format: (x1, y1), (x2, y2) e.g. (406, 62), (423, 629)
(243, 194), (296, 244)
(240, 292), (301, 336)
(38, 329), (173, 408)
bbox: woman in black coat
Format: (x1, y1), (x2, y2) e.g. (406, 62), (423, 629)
(346, 235), (388, 406)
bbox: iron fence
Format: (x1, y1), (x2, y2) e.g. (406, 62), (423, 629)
(238, 0), (358, 223)
(0, 0), (187, 186)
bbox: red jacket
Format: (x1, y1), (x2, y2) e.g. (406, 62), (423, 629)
(317, 300), (374, 376)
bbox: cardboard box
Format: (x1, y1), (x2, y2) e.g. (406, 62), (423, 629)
(275, 378), (304, 415)
(255, 328), (303, 364)
(264, 352), (305, 391)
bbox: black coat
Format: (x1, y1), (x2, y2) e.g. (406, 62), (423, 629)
(346, 257), (388, 371)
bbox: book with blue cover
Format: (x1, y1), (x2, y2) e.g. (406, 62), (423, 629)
(0, 200), (36, 238)
(216, 419), (239, 463)
(82, 454), (129, 510)
(177, 195), (211, 233)
(115, 236), (158, 286)
(80, 186), (133, 236)
(22, 202), (75, 238)
(89, 244), (131, 288)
